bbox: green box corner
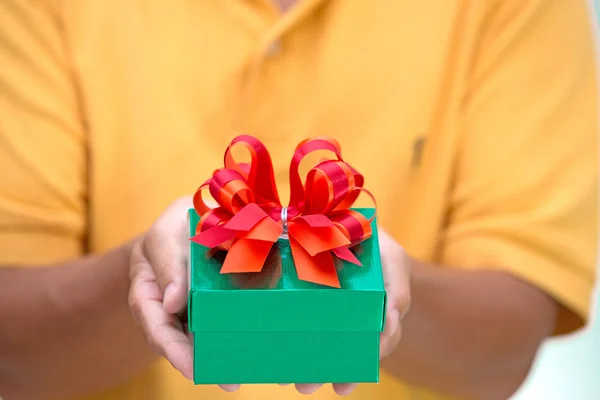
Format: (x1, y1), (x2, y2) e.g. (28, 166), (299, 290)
(187, 208), (386, 385)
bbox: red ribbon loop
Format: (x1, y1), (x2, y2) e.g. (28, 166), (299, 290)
(190, 135), (376, 288)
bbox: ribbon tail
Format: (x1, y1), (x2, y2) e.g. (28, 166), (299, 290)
(190, 225), (237, 248)
(332, 246), (362, 266)
(220, 238), (274, 273)
(289, 237), (340, 288)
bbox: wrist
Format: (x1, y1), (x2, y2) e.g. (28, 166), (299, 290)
(44, 238), (137, 318)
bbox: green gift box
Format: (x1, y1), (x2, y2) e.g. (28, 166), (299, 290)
(187, 207), (386, 385)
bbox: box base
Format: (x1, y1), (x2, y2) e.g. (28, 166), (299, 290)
(193, 331), (381, 384)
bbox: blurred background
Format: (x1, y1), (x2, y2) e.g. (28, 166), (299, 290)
(511, 3), (600, 398)
(512, 276), (599, 399)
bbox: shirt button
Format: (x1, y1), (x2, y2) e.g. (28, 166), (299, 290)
(266, 40), (282, 57)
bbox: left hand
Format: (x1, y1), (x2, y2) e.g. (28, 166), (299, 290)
(291, 228), (412, 396)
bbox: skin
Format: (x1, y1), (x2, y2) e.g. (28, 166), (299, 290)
(276, 0), (298, 12)
(129, 198), (410, 396)
(128, 198), (407, 395)
(0, 3), (559, 398)
(0, 196), (557, 400)
(129, 197), (558, 399)
(382, 266), (557, 400)
(0, 240), (156, 400)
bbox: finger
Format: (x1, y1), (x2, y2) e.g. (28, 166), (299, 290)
(129, 244), (164, 328)
(163, 279), (188, 315)
(333, 383), (359, 396)
(143, 299), (193, 379)
(139, 300), (193, 378)
(295, 383), (324, 394)
(142, 228), (187, 303)
(378, 229), (411, 318)
(142, 198), (192, 314)
(129, 263), (193, 379)
(380, 308), (401, 359)
(218, 384), (241, 392)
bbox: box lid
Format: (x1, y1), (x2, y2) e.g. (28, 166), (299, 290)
(187, 208), (386, 333)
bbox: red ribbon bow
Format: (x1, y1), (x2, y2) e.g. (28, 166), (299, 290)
(190, 135), (376, 288)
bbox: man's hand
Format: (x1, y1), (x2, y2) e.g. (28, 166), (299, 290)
(128, 198), (198, 381)
(293, 229), (412, 396)
(379, 230), (412, 359)
(128, 197), (411, 395)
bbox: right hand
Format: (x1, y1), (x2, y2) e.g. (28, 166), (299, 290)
(127, 197), (240, 392)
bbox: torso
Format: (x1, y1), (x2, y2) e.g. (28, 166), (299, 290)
(60, 1), (476, 398)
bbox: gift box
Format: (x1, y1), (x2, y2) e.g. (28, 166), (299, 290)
(186, 135), (386, 385)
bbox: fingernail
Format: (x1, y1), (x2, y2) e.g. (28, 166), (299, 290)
(219, 384), (241, 392)
(295, 384), (323, 394)
(334, 383), (359, 396)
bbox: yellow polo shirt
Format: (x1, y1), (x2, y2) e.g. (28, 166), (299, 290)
(1, 0), (598, 399)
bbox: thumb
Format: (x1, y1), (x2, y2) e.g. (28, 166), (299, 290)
(141, 198), (191, 314)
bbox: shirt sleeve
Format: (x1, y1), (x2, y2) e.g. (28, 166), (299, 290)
(0, 0), (87, 266)
(440, 0), (599, 334)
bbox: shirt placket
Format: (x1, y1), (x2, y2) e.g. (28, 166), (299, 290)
(229, 0), (326, 137)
